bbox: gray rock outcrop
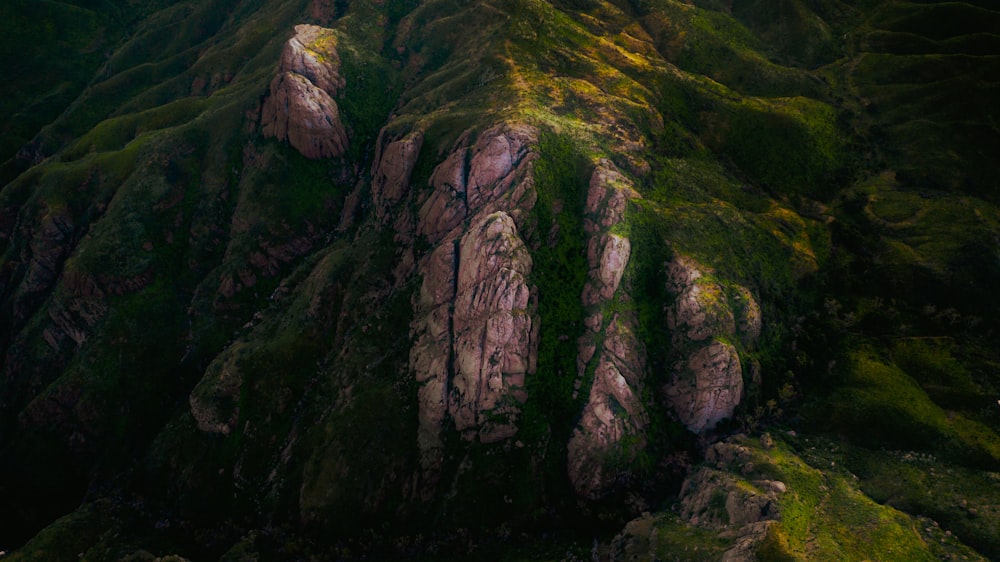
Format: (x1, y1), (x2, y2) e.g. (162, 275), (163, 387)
(261, 25), (348, 159)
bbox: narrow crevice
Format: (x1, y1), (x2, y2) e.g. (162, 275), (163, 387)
(445, 235), (462, 408)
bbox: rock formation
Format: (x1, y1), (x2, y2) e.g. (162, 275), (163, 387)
(189, 345), (246, 435)
(5, 0), (997, 558)
(567, 160), (649, 499)
(678, 441), (787, 562)
(261, 24), (348, 159)
(450, 212), (535, 440)
(662, 256), (761, 434)
(408, 125), (540, 478)
(371, 130), (423, 222)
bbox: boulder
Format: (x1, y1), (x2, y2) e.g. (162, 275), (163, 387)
(662, 256), (761, 434)
(261, 25), (348, 159)
(666, 341), (744, 434)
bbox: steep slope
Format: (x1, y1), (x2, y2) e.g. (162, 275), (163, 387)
(1, 0), (998, 559)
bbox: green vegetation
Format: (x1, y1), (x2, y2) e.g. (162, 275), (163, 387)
(821, 351), (1000, 467)
(849, 447), (1000, 560)
(1, 0), (999, 559)
(722, 436), (979, 561)
(525, 131), (590, 438)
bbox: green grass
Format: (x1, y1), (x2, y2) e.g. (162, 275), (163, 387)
(0, 0), (139, 178)
(337, 39), (401, 161)
(820, 351), (1000, 468)
(724, 436), (953, 561)
(847, 447), (1000, 560)
(523, 131), (590, 441)
(891, 338), (984, 411)
(709, 95), (846, 198)
(4, 0), (1000, 559)
(616, 512), (733, 562)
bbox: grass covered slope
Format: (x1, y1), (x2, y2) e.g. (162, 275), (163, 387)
(0, 0), (998, 559)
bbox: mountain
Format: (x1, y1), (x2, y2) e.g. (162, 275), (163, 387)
(1, 0), (999, 559)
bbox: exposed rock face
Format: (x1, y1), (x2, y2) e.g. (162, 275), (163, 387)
(418, 148), (468, 243)
(417, 125), (537, 242)
(679, 441), (787, 562)
(450, 212), (535, 440)
(567, 160), (648, 499)
(669, 341), (743, 434)
(411, 240), (456, 464)
(409, 125), (540, 480)
(607, 513), (662, 562)
(680, 467), (779, 530)
(42, 279), (107, 350)
(662, 256), (761, 434)
(410, 211), (537, 468)
(568, 312), (648, 499)
(584, 162), (640, 233)
(261, 25), (348, 159)
(371, 131), (423, 221)
(466, 128), (532, 212)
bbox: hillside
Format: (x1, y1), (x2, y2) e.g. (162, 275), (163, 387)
(1, 0), (999, 559)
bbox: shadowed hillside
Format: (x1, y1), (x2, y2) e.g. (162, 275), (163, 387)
(1, 0), (998, 559)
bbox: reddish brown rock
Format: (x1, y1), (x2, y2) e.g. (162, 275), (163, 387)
(582, 233), (631, 307)
(667, 276), (735, 344)
(568, 161), (648, 499)
(567, 312), (648, 499)
(371, 131), (424, 221)
(465, 124), (536, 212)
(450, 212), (536, 442)
(409, 124), (540, 483)
(261, 25), (348, 160)
(418, 149), (468, 243)
(662, 257), (761, 434)
(666, 341), (744, 434)
(410, 237), (458, 470)
(583, 159), (640, 233)
(410, 212), (538, 476)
